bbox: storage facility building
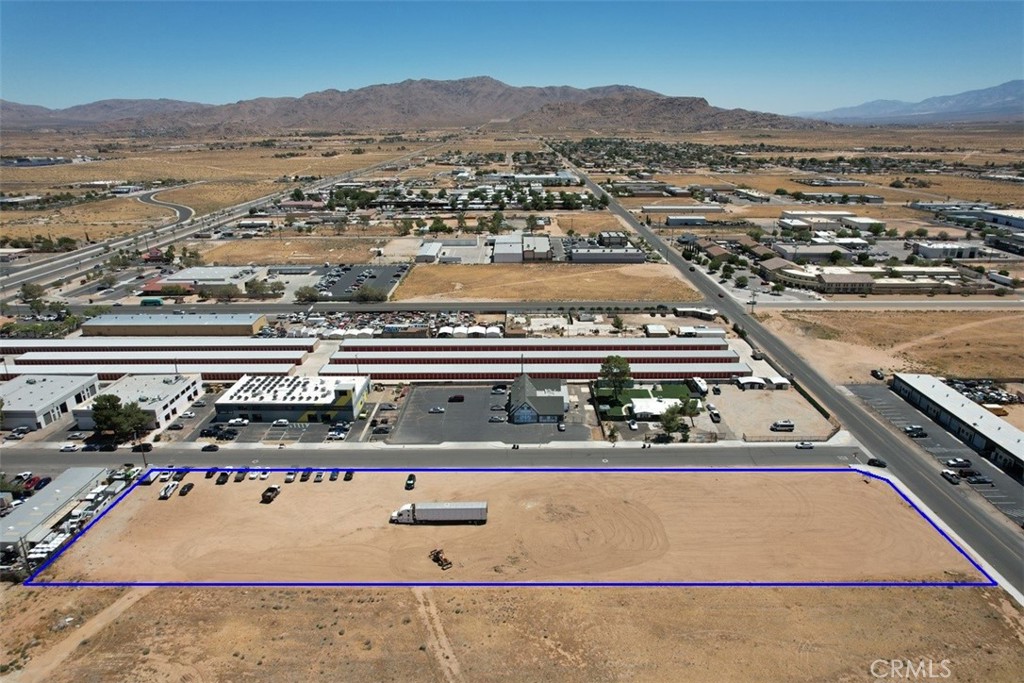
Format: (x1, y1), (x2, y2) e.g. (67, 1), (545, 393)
(214, 374), (369, 424)
(0, 374), (100, 431)
(73, 374), (202, 431)
(82, 313), (267, 337)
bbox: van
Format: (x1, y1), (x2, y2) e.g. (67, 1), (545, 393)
(770, 420), (795, 432)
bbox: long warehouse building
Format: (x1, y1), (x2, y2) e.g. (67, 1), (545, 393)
(324, 337), (749, 380)
(1, 363), (294, 382)
(0, 337), (319, 355)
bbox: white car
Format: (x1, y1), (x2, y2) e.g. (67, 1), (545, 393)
(248, 470), (259, 480)
(181, 411), (196, 419)
(627, 420), (638, 431)
(795, 442), (814, 449)
(159, 471), (173, 482)
(273, 419), (289, 426)
(326, 432), (347, 441)
(59, 444), (79, 452)
(69, 432), (84, 440)
(228, 418), (249, 426)
(259, 470), (270, 480)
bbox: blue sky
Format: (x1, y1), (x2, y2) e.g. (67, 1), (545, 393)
(2, 1), (1021, 114)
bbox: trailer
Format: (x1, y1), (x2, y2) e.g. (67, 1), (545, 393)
(390, 501), (488, 525)
(139, 470), (160, 486)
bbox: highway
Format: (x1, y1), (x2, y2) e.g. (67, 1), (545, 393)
(563, 159), (1024, 594)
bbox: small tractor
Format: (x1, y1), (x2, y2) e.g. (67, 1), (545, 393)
(429, 548), (453, 571)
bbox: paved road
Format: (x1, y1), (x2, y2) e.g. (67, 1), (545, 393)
(560, 157), (1024, 594)
(0, 443), (861, 475)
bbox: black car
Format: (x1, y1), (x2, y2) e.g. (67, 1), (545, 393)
(300, 469), (313, 482)
(200, 429), (217, 437)
(372, 426), (391, 435)
(205, 468), (218, 478)
(330, 469), (340, 481)
(866, 458), (887, 468)
(172, 470), (187, 482)
(216, 472), (230, 485)
(167, 423), (184, 431)
(202, 444), (220, 452)
(448, 395), (465, 403)
(99, 443), (117, 451)
(132, 443), (153, 452)
(82, 444), (99, 452)
(870, 369), (885, 380)
(344, 470), (354, 481)
(405, 474), (416, 490)
(908, 430), (928, 439)
(179, 483), (195, 496)
(966, 475), (993, 485)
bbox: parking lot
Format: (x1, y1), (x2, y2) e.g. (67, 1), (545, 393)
(390, 385), (589, 445)
(313, 263), (409, 300)
(850, 384), (1024, 526)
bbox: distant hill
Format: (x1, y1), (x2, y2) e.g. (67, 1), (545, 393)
(799, 80), (1024, 124)
(0, 77), (662, 133)
(511, 94), (832, 133)
(0, 98), (213, 128)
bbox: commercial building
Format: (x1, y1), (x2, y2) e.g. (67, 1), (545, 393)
(522, 236), (552, 261)
(911, 241), (986, 259)
(630, 397), (683, 419)
(0, 375), (99, 430)
(980, 209), (1024, 230)
(597, 232), (629, 247)
(734, 188), (770, 203)
(643, 205), (725, 214)
(73, 374), (202, 431)
(569, 247), (646, 263)
(214, 374), (369, 424)
(838, 216), (886, 231)
(492, 235), (523, 263)
(155, 266), (257, 291)
(0, 467), (109, 565)
(82, 313), (267, 337)
(891, 373), (1024, 476)
(3, 363), (294, 382)
(416, 242), (442, 263)
(509, 374), (568, 424)
(771, 243), (854, 262)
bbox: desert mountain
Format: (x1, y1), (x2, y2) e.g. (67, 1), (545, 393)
(0, 98), (212, 128)
(1, 77), (661, 132)
(799, 80), (1024, 123)
(511, 94), (832, 133)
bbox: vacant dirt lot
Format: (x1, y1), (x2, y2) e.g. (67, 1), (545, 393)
(199, 237), (389, 265)
(394, 263), (701, 302)
(549, 212), (627, 235)
(42, 471), (980, 585)
(759, 310), (1023, 383)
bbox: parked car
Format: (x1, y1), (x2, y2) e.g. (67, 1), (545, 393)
(379, 403), (397, 411)
(945, 458), (972, 468)
(216, 472), (230, 485)
(627, 420), (638, 431)
(941, 469), (961, 484)
(205, 468), (218, 478)
(259, 470), (270, 480)
(795, 442), (814, 449)
(488, 415), (506, 423)
(22, 477), (41, 491)
(82, 444), (99, 451)
(285, 471), (297, 483)
(167, 423), (184, 431)
(248, 470), (258, 480)
(557, 422), (566, 432)
(33, 477), (53, 490)
(870, 369), (885, 380)
(181, 411), (196, 419)
(132, 443), (154, 452)
(344, 470), (354, 481)
(273, 419), (289, 426)
(228, 418), (249, 426)
(428, 406), (445, 414)
(966, 475), (993, 485)
(330, 469), (340, 481)
(202, 444), (220, 452)
(448, 395), (465, 403)
(69, 432), (84, 440)
(179, 483), (195, 496)
(300, 469), (312, 482)
(59, 444), (79, 452)
(491, 404), (506, 411)
(405, 474), (416, 490)
(314, 471), (324, 483)
(193, 400), (207, 407)
(99, 443), (117, 451)
(372, 426), (391, 434)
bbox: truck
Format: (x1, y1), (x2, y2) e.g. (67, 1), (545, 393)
(390, 501), (488, 525)
(261, 485), (281, 504)
(140, 297), (164, 306)
(139, 470), (160, 486)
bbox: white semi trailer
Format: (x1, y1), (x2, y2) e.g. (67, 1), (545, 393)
(390, 501), (488, 525)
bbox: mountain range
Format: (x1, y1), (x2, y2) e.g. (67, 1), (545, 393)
(799, 80), (1024, 124)
(1, 77), (1017, 134)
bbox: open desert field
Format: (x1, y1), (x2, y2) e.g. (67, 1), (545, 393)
(394, 263), (702, 302)
(5, 581), (1022, 683)
(198, 237), (389, 265)
(38, 470), (982, 586)
(758, 309), (1024, 384)
(549, 212), (628, 235)
(851, 174), (1024, 206)
(0, 197), (174, 242)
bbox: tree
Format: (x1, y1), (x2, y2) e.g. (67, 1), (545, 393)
(599, 355), (632, 403)
(611, 314), (624, 331)
(353, 286), (388, 302)
(734, 275), (749, 288)
(772, 282), (785, 293)
(607, 425), (619, 444)
(525, 214), (539, 234)
(20, 283), (45, 303)
(294, 286), (321, 303)
(827, 250), (843, 265)
(291, 188), (305, 201)
(683, 399), (700, 426)
(90, 395), (150, 442)
(660, 404), (682, 434)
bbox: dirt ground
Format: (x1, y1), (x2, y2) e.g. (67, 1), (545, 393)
(0, 197), (174, 242)
(41, 471), (981, 585)
(549, 212), (628, 235)
(394, 263), (701, 302)
(198, 237), (390, 265)
(758, 310), (1024, 384)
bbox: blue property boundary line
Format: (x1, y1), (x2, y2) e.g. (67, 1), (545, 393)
(24, 467), (998, 589)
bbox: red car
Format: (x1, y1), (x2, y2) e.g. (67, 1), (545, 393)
(23, 476), (41, 491)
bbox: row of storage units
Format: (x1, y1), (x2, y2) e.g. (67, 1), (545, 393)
(0, 337), (319, 355)
(321, 362), (752, 381)
(1, 363), (296, 382)
(334, 338), (729, 353)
